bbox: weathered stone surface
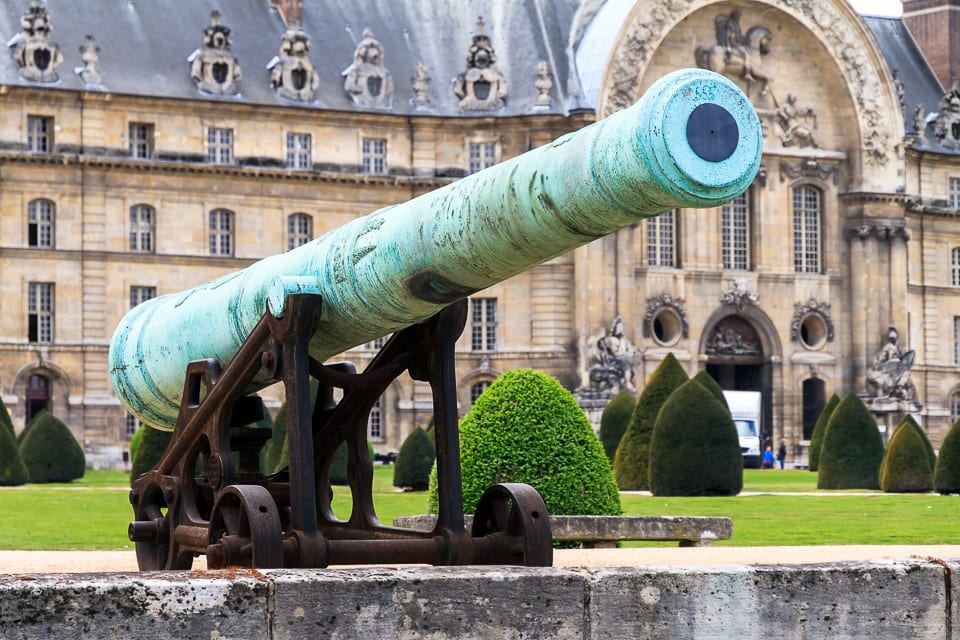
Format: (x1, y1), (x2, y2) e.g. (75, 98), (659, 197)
(0, 571), (269, 640)
(588, 561), (947, 640)
(268, 566), (587, 640)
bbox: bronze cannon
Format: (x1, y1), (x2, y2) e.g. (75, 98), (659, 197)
(114, 69), (762, 570)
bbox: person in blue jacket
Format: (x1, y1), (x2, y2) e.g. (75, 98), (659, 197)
(761, 445), (776, 469)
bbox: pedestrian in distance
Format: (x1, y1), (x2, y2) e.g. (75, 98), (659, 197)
(776, 443), (787, 469)
(761, 445), (775, 469)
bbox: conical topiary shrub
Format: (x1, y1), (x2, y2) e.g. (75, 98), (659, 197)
(808, 393), (840, 472)
(902, 414), (937, 472)
(429, 369), (620, 516)
(0, 395), (14, 440)
(17, 410), (44, 446)
(613, 353), (689, 491)
(692, 370), (728, 409)
(934, 418), (960, 495)
(19, 411), (85, 483)
(648, 378), (743, 496)
(599, 391), (636, 463)
(880, 417), (933, 493)
(0, 420), (28, 486)
(393, 427), (436, 491)
(130, 425), (172, 483)
(817, 393), (884, 490)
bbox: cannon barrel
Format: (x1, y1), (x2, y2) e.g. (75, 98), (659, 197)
(110, 68), (762, 430)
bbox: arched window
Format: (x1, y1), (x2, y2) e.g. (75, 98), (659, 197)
(646, 209), (677, 267)
(721, 191), (751, 270)
(288, 213), (313, 250)
(27, 199), (54, 248)
(368, 397), (383, 441)
(209, 209), (233, 256)
(470, 381), (491, 406)
(950, 391), (960, 426)
(130, 204), (155, 252)
(792, 186), (821, 273)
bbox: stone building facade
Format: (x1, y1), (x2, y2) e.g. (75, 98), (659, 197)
(0, 0), (957, 467)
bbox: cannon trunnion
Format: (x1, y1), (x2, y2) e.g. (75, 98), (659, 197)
(122, 69), (762, 570)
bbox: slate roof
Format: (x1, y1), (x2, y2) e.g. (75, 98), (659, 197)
(0, 0), (586, 116)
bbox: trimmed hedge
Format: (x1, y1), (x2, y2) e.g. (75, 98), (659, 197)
(0, 420), (28, 486)
(598, 391), (636, 463)
(692, 370), (728, 409)
(648, 378), (743, 496)
(393, 427), (436, 490)
(934, 418), (960, 495)
(613, 353), (689, 491)
(431, 369), (620, 516)
(817, 393), (884, 490)
(129, 425), (173, 483)
(880, 417), (933, 493)
(0, 396), (14, 440)
(808, 393), (840, 472)
(19, 411), (85, 483)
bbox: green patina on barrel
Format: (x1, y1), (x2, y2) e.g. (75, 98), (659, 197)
(109, 68), (763, 430)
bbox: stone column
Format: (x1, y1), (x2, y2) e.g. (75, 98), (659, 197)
(847, 227), (869, 391)
(864, 227), (882, 355)
(888, 226), (910, 340)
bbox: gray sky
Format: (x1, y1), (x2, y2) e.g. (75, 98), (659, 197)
(848, 0), (902, 16)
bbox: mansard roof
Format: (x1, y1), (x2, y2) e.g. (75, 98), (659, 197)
(0, 0), (586, 116)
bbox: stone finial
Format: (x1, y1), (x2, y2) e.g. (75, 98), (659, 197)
(411, 60), (431, 108)
(188, 11), (242, 95)
(454, 17), (507, 111)
(533, 60), (552, 108)
(342, 28), (394, 109)
(933, 81), (960, 148)
(8, 0), (64, 83)
(268, 28), (319, 102)
(76, 35), (102, 85)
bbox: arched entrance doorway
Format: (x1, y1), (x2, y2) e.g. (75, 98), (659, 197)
(802, 377), (826, 440)
(25, 373), (50, 424)
(704, 315), (773, 444)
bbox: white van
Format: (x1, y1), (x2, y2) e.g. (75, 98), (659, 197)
(722, 390), (762, 468)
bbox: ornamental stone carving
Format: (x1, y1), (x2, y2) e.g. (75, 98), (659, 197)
(342, 29), (394, 109)
(533, 60), (552, 108)
(706, 315), (761, 356)
(605, 1), (892, 165)
(775, 94), (818, 147)
(643, 293), (690, 340)
(932, 81), (960, 149)
(790, 299), (834, 343)
(75, 35), (102, 85)
(865, 325), (916, 403)
(8, 0), (63, 83)
(584, 316), (641, 396)
(268, 28), (320, 102)
(454, 17), (507, 111)
(411, 61), (431, 108)
(694, 11), (773, 104)
(779, 159), (838, 185)
(720, 278), (759, 311)
(188, 11), (242, 95)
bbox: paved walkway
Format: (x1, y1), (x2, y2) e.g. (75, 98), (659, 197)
(2, 545), (959, 573)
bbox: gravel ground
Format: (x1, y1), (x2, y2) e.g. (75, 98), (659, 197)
(2, 545), (959, 574)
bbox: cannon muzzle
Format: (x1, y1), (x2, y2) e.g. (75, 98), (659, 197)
(110, 68), (762, 430)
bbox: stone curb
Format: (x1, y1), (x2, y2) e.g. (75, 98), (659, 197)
(0, 559), (956, 639)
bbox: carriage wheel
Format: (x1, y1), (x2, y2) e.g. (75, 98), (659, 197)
(129, 481), (193, 570)
(471, 483), (553, 567)
(206, 485), (283, 569)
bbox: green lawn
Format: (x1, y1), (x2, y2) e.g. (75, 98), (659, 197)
(0, 467), (957, 550)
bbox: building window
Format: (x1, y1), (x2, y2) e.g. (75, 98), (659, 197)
(468, 141), (497, 174)
(951, 391), (960, 425)
(950, 177), (960, 209)
(954, 316), (960, 366)
(365, 335), (389, 349)
(130, 286), (156, 309)
(207, 127), (234, 164)
(792, 186), (822, 273)
(28, 282), (54, 343)
(952, 248), (960, 287)
(27, 115), (53, 152)
(129, 122), (154, 159)
(27, 199), (54, 248)
(368, 397), (383, 440)
(470, 381), (491, 406)
(125, 412), (140, 437)
(362, 137), (387, 174)
(286, 132), (311, 169)
(470, 298), (497, 351)
(721, 192), (751, 270)
(287, 213), (313, 250)
(646, 209), (677, 267)
(129, 204), (155, 253)
(209, 209), (233, 256)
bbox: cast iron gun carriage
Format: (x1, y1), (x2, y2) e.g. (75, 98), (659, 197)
(112, 69), (762, 570)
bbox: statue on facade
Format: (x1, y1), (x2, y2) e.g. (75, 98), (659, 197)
(268, 28), (320, 102)
(866, 326), (916, 402)
(188, 11), (242, 95)
(454, 17), (507, 111)
(7, 0), (64, 83)
(76, 35), (102, 85)
(411, 60), (431, 108)
(776, 93), (818, 148)
(533, 60), (552, 108)
(694, 11), (773, 103)
(342, 29), (394, 109)
(586, 316), (640, 394)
